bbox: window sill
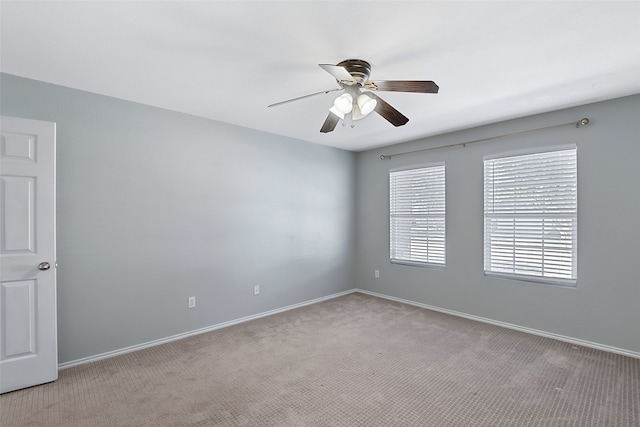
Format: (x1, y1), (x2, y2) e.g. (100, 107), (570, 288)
(484, 271), (577, 288)
(391, 259), (446, 270)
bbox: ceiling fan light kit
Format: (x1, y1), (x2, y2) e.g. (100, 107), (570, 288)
(333, 93), (354, 115)
(357, 93), (377, 115)
(329, 105), (345, 120)
(269, 59), (439, 133)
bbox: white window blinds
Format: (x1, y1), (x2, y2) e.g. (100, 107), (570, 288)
(484, 147), (577, 285)
(390, 164), (445, 266)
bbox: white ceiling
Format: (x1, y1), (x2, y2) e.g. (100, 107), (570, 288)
(2, 1), (639, 152)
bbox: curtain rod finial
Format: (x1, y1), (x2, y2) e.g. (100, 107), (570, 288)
(380, 154), (388, 160)
(577, 118), (589, 127)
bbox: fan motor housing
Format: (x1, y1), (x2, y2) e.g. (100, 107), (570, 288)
(337, 59), (371, 85)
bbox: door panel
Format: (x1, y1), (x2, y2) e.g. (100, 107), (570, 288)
(1, 132), (36, 161)
(1, 176), (36, 253)
(0, 116), (57, 394)
(1, 280), (36, 358)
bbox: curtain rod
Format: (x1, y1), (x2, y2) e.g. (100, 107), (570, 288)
(379, 118), (590, 160)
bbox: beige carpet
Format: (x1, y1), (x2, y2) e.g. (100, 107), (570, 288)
(1, 293), (638, 426)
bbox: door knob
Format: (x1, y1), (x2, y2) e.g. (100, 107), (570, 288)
(38, 262), (51, 271)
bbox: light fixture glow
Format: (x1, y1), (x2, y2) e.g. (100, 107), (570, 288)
(333, 93), (353, 114)
(357, 93), (377, 115)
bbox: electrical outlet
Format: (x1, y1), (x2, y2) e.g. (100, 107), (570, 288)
(253, 285), (260, 296)
(374, 269), (380, 278)
(188, 296), (196, 308)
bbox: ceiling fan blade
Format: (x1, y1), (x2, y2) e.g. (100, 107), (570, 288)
(364, 80), (439, 93)
(319, 64), (357, 84)
(320, 112), (341, 133)
(366, 92), (409, 127)
(268, 88), (343, 108)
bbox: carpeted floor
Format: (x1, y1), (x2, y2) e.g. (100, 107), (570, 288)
(1, 292), (639, 426)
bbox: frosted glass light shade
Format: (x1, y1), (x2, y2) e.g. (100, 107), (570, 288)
(333, 93), (353, 114)
(357, 93), (377, 115)
(329, 106), (345, 119)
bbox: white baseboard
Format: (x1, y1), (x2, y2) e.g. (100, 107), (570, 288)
(355, 288), (640, 360)
(60, 287), (638, 370)
(59, 289), (356, 370)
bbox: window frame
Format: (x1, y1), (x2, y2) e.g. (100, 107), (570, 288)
(389, 162), (446, 268)
(483, 145), (578, 287)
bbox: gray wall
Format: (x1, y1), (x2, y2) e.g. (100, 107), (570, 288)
(3, 71), (638, 363)
(355, 94), (640, 354)
(1, 73), (356, 364)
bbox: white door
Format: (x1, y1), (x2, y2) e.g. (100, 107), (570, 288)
(0, 116), (57, 394)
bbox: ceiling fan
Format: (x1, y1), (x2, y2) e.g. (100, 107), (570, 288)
(268, 59), (439, 133)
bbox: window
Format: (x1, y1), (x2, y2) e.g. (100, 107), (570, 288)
(483, 146), (577, 285)
(390, 163), (445, 267)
